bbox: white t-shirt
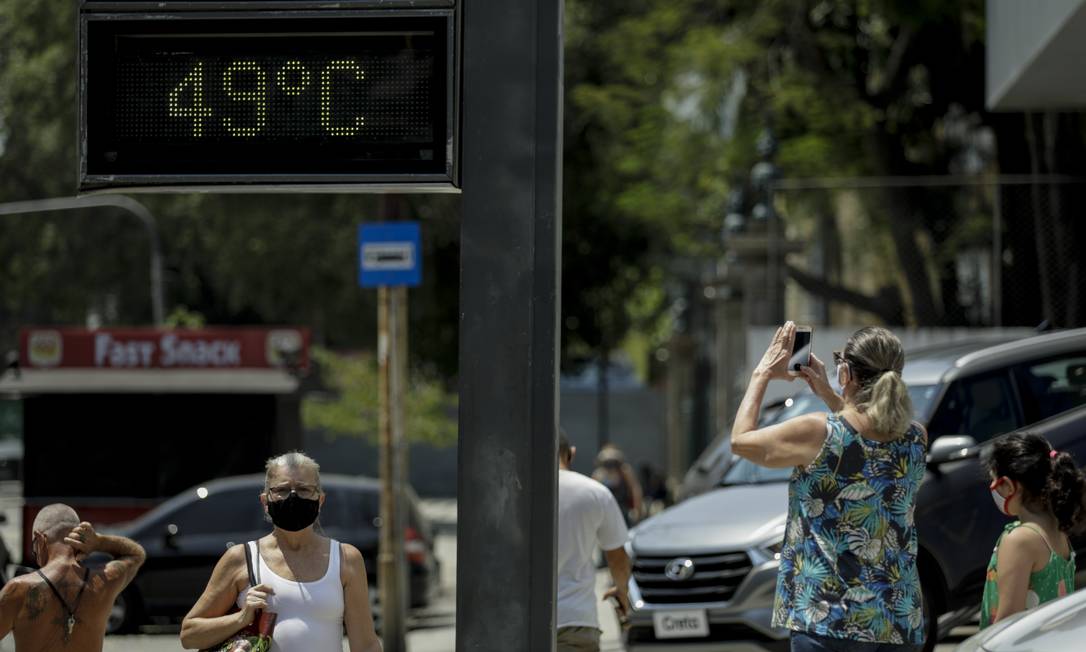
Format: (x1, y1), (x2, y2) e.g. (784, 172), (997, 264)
(557, 468), (629, 629)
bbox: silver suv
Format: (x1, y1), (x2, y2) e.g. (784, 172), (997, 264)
(624, 329), (1086, 651)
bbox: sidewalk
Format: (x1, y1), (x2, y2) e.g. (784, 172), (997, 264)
(418, 497), (457, 535)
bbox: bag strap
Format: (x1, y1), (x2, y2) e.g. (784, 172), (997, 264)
(244, 541), (258, 587)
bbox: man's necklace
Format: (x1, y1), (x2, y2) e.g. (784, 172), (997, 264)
(36, 567), (90, 642)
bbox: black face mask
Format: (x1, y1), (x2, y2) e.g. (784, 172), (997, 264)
(266, 493), (321, 532)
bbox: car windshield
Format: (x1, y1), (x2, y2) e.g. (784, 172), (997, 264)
(769, 384), (940, 425)
(720, 457), (792, 485)
(767, 392), (828, 422)
(907, 384), (939, 422)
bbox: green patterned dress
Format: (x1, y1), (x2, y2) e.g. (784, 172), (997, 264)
(979, 521), (1075, 629)
(773, 414), (927, 645)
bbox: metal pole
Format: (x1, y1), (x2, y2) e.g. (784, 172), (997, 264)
(458, 0), (563, 649)
(0, 196), (165, 325)
(378, 285), (407, 652)
(992, 184), (1003, 327)
(597, 348), (610, 452)
(392, 285), (410, 636)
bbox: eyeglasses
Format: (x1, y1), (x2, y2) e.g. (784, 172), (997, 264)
(266, 484), (321, 501)
(832, 350), (845, 366)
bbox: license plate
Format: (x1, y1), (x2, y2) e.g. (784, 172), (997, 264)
(652, 609), (710, 639)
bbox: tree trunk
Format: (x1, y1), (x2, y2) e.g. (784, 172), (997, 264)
(865, 133), (941, 326)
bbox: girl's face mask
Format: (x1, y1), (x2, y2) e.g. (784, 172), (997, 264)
(989, 476), (1017, 516)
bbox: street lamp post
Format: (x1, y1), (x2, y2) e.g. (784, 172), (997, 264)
(0, 195), (166, 325)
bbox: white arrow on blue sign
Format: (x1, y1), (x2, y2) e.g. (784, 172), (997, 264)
(358, 222), (421, 288)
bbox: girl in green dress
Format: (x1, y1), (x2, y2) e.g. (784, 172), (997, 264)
(980, 432), (1086, 629)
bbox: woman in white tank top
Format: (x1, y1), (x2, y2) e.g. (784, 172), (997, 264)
(179, 452), (381, 652)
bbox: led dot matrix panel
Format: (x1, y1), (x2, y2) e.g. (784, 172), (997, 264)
(80, 8), (456, 190)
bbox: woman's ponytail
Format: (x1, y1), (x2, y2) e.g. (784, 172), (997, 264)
(842, 326), (910, 436)
(863, 370), (913, 436)
(1045, 451), (1086, 534)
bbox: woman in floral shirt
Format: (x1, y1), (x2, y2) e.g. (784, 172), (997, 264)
(731, 323), (927, 652)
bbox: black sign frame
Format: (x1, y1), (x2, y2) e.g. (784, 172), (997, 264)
(78, 5), (459, 193)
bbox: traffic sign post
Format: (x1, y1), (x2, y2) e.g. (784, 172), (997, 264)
(359, 222), (422, 288)
(360, 221), (419, 652)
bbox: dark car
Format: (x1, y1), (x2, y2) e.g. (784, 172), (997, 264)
(105, 473), (439, 633)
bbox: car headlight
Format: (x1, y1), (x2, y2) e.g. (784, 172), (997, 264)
(755, 537), (784, 564)
(753, 519), (787, 562)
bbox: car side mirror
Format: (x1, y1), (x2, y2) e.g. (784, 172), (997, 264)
(927, 435), (978, 467)
(164, 523), (180, 550)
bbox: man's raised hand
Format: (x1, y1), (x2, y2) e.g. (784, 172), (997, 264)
(64, 521), (100, 555)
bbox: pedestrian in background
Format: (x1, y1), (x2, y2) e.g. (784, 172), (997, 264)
(180, 451), (380, 652)
(732, 322), (927, 652)
(980, 432), (1085, 628)
(559, 432), (631, 652)
(592, 444), (643, 525)
(0, 503), (146, 651)
(639, 463), (671, 516)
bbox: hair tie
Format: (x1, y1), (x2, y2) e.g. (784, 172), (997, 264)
(1050, 449), (1059, 459)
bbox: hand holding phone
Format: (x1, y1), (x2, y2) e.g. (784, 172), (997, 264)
(789, 325), (812, 375)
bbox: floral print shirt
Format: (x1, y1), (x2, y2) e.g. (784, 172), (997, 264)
(772, 414), (927, 645)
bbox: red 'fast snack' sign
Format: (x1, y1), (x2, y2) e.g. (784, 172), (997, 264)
(19, 328), (309, 370)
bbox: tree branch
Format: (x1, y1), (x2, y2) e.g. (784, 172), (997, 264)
(868, 26), (915, 100)
(785, 264), (904, 324)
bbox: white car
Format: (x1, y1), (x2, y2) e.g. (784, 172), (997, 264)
(954, 589), (1086, 651)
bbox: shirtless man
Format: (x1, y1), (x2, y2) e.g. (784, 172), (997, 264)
(0, 503), (145, 652)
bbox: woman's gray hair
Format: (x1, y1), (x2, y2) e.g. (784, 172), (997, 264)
(264, 451), (322, 490)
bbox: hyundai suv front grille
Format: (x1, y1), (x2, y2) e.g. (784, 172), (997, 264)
(632, 551), (752, 604)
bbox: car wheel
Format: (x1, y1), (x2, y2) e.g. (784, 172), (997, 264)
(921, 577), (939, 652)
(106, 588), (142, 635)
(369, 584), (382, 634)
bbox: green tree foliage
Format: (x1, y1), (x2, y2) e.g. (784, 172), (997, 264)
(564, 0), (1023, 328)
(0, 0), (74, 200)
(0, 2), (157, 336)
(302, 347), (457, 447)
(4, 0), (1077, 391)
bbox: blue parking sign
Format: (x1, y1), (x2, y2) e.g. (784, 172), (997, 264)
(358, 222), (422, 288)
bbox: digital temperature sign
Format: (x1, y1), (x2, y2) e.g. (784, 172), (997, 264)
(79, 9), (457, 191)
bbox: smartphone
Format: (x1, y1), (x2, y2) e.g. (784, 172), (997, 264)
(789, 325), (813, 374)
(607, 596), (631, 629)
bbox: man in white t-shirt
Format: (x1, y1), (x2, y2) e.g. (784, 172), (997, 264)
(557, 432), (631, 652)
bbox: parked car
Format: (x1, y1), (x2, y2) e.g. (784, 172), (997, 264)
(624, 328), (1086, 651)
(104, 473), (439, 633)
(0, 438), (22, 482)
(677, 396), (814, 502)
(954, 588), (1086, 651)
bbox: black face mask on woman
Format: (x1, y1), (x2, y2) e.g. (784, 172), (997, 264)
(267, 492), (321, 532)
